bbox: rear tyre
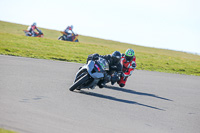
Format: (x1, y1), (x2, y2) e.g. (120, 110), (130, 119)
(69, 74), (90, 91)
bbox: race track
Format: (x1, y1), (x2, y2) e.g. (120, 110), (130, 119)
(0, 55), (200, 133)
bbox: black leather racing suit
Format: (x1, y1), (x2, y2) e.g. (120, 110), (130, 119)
(87, 54), (122, 87)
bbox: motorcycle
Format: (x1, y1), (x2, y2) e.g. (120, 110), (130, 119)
(23, 30), (44, 37)
(58, 31), (79, 42)
(69, 57), (109, 91)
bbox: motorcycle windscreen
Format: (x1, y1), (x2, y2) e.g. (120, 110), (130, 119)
(97, 57), (109, 71)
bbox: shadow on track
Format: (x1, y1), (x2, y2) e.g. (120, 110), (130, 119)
(76, 90), (165, 111)
(105, 85), (173, 101)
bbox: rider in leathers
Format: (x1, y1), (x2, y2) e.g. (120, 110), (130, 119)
(64, 25), (74, 41)
(27, 22), (40, 37)
(87, 51), (122, 88)
(117, 48), (137, 87)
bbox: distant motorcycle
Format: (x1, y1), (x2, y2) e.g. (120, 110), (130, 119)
(23, 30), (44, 37)
(69, 57), (109, 91)
(58, 31), (79, 42)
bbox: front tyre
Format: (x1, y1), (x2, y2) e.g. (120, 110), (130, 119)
(69, 74), (90, 91)
(58, 36), (63, 40)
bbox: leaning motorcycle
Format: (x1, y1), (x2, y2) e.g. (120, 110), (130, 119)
(23, 29), (44, 37)
(69, 57), (109, 91)
(58, 31), (79, 42)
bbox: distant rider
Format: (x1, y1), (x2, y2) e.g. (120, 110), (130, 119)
(117, 48), (137, 87)
(87, 51), (122, 88)
(64, 25), (74, 40)
(27, 22), (40, 37)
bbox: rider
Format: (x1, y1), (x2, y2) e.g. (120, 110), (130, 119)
(87, 51), (122, 88)
(117, 48), (137, 87)
(64, 25), (74, 40)
(27, 22), (40, 37)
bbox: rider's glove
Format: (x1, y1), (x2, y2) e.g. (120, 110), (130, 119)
(132, 62), (136, 68)
(92, 53), (99, 61)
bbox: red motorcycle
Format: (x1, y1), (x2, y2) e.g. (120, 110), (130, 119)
(23, 30), (44, 37)
(58, 31), (79, 42)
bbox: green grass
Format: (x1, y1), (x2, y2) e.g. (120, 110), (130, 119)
(0, 128), (17, 133)
(0, 20), (200, 76)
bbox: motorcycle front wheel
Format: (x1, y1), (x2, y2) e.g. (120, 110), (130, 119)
(58, 36), (63, 40)
(69, 74), (90, 91)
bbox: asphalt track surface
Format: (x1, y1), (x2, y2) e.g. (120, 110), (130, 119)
(0, 55), (200, 133)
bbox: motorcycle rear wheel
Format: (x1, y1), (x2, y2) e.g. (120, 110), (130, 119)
(69, 74), (90, 91)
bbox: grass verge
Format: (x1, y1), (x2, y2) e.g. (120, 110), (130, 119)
(0, 20), (200, 76)
(0, 128), (17, 133)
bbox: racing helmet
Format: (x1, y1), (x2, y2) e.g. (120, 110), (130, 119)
(32, 22), (36, 26)
(111, 51), (121, 65)
(71, 25), (73, 30)
(125, 48), (135, 62)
